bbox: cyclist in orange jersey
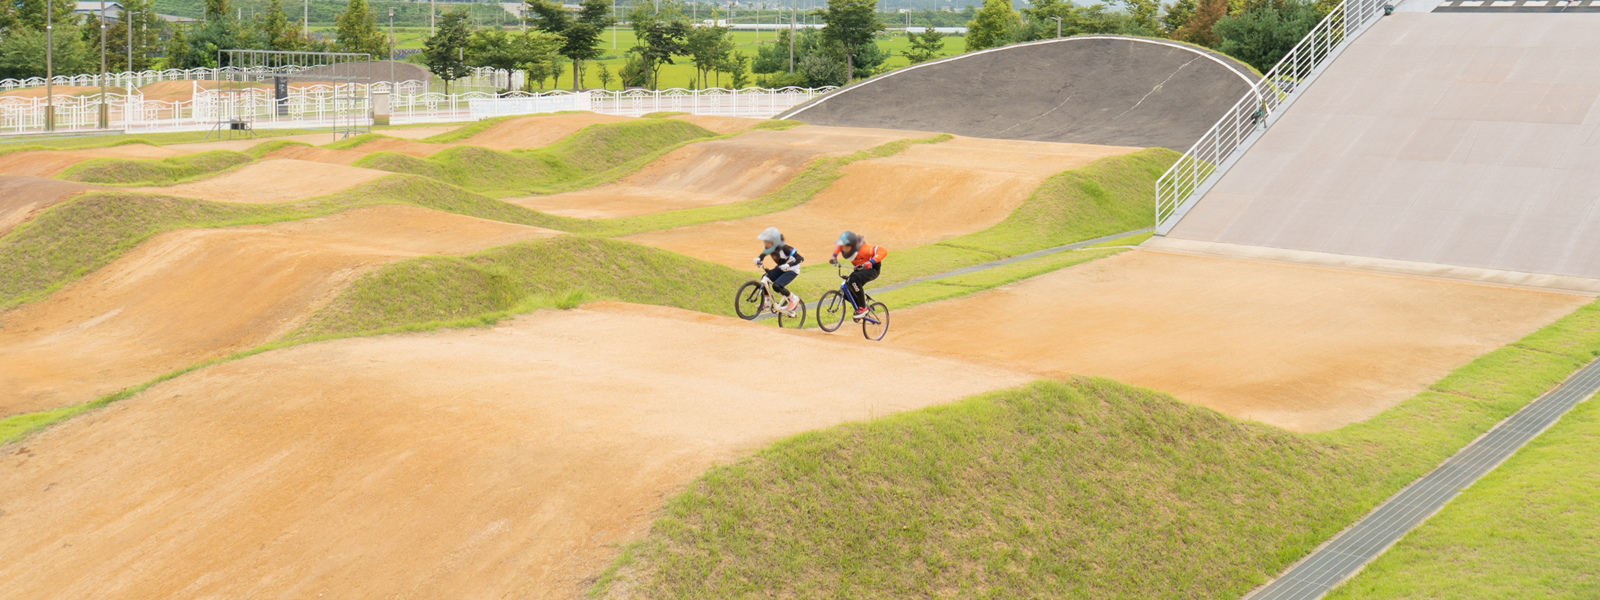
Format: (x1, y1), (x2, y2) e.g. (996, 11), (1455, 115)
(829, 231), (886, 321)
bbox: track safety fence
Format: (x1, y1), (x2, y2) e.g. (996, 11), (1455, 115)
(1153, 0), (1386, 234)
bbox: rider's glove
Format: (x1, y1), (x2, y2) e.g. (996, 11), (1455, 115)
(753, 258), (763, 269)
(778, 263), (791, 272)
(828, 257), (838, 266)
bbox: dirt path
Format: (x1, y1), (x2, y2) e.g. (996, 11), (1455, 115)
(507, 125), (921, 218)
(0, 177), (99, 236)
(465, 112), (635, 150)
(0, 144), (180, 178)
(262, 137), (444, 165)
(622, 137), (1139, 269)
(0, 303), (1028, 600)
(141, 159), (391, 203)
(375, 125), (462, 140)
(668, 114), (765, 133)
(885, 250), (1587, 432)
(0, 205), (557, 417)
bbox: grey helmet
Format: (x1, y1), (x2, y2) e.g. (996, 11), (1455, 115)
(758, 226), (784, 255)
(836, 231), (863, 259)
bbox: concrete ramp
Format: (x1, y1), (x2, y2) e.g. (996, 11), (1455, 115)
(780, 36), (1259, 150)
(1167, 14), (1600, 280)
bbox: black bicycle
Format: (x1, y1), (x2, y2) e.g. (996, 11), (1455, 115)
(816, 264), (889, 341)
(733, 276), (807, 329)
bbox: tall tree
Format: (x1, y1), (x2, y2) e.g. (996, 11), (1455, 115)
(0, 22), (92, 78)
(260, 0), (304, 50)
(466, 28), (562, 90)
(819, 0), (881, 82)
(1163, 0), (1199, 36)
(525, 0), (611, 90)
(627, 3), (689, 90)
(165, 24), (191, 68)
(966, 0), (1020, 51)
(335, 0), (386, 58)
(684, 24), (732, 88)
(13, 0), (78, 31)
(105, 0), (163, 71)
(423, 8), (472, 94)
(903, 28), (944, 64)
(1172, 0), (1227, 46)
(1213, 0), (1319, 72)
(204, 0), (229, 21)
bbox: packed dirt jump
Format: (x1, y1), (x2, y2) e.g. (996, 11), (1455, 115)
(888, 250), (1586, 432)
(508, 125), (922, 218)
(0, 304), (1027, 600)
(0, 205), (556, 417)
(463, 112), (635, 150)
(143, 159), (392, 203)
(263, 138), (445, 165)
(623, 136), (1139, 268)
(782, 35), (1259, 150)
(0, 176), (98, 236)
(0, 144), (181, 178)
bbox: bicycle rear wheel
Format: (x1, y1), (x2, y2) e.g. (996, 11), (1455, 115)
(777, 295), (807, 329)
(734, 281), (764, 320)
(817, 290), (846, 332)
(862, 301), (889, 341)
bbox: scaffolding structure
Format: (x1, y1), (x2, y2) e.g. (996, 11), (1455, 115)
(206, 50), (374, 140)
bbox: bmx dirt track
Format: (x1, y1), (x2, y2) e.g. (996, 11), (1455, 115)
(144, 159), (392, 203)
(622, 136), (1139, 268)
(0, 303), (1028, 600)
(783, 36), (1258, 150)
(0, 205), (556, 417)
(888, 250), (1587, 432)
(0, 144), (180, 178)
(0, 177), (97, 236)
(507, 125), (922, 218)
(464, 112), (635, 150)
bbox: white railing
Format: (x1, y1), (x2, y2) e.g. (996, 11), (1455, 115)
(0, 86), (836, 135)
(1153, 0), (1386, 234)
(0, 66), (510, 94)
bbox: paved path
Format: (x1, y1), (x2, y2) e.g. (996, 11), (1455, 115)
(1245, 357), (1600, 600)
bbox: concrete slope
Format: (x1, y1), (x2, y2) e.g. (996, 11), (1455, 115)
(0, 303), (1027, 600)
(0, 205), (557, 417)
(1168, 13), (1600, 279)
(781, 35), (1258, 150)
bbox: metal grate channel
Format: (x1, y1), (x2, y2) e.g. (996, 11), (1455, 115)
(1245, 358), (1600, 600)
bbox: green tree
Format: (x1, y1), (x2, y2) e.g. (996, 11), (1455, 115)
(423, 7), (472, 93)
(618, 53), (648, 87)
(204, 0), (228, 20)
(164, 24), (191, 69)
(1163, 0), (1198, 36)
(595, 62), (613, 89)
(1173, 0), (1227, 46)
(335, 0), (386, 58)
(819, 0), (881, 82)
(628, 5), (689, 89)
(524, 0), (612, 91)
(0, 24), (92, 78)
(727, 53), (750, 88)
(105, 0), (164, 71)
(467, 28), (562, 90)
(903, 28), (944, 64)
(1213, 0), (1319, 71)
(259, 0), (304, 51)
(684, 24), (732, 88)
(1123, 0), (1161, 33)
(12, 0), (77, 31)
(966, 0), (1020, 51)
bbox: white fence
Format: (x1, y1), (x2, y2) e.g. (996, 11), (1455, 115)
(0, 66), (510, 94)
(0, 84), (836, 135)
(1153, 0), (1386, 234)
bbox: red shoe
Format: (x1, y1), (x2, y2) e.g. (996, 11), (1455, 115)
(852, 307), (868, 321)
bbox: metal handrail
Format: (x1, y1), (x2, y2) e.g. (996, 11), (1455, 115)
(1154, 0), (1386, 234)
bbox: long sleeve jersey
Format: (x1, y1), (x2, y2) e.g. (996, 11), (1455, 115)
(835, 244), (887, 268)
(758, 245), (804, 270)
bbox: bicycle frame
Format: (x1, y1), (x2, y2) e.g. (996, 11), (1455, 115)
(831, 264), (883, 326)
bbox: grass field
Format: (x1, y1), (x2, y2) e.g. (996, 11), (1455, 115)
(1324, 397), (1600, 599)
(590, 299), (1600, 598)
(0, 129), (326, 155)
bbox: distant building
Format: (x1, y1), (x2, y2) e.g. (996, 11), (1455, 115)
(72, 1), (195, 24)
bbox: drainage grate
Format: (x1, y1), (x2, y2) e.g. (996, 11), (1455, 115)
(1245, 358), (1600, 600)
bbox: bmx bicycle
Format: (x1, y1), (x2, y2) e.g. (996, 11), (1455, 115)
(816, 263), (889, 341)
(733, 275), (807, 329)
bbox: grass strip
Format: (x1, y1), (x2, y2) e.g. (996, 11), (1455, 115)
(290, 235), (748, 340)
(591, 298), (1600, 599)
(1324, 396), (1600, 599)
(354, 118), (716, 196)
(871, 247), (1125, 309)
(56, 150), (255, 185)
(0, 128), (327, 156)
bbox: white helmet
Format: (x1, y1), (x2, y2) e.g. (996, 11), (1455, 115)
(757, 226), (783, 255)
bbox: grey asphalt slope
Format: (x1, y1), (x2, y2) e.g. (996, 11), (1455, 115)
(1168, 13), (1600, 279)
(779, 36), (1259, 150)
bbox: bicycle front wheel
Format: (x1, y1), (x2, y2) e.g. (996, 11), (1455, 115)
(862, 302), (889, 341)
(734, 281), (764, 320)
(777, 295), (807, 329)
(817, 290), (846, 332)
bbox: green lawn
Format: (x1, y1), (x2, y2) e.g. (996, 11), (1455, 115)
(1324, 397), (1600, 600)
(590, 299), (1600, 599)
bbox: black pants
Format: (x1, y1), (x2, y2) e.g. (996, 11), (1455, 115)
(846, 264), (880, 308)
(764, 268), (797, 297)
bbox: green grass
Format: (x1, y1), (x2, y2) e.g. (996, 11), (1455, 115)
(0, 129), (325, 155)
(879, 148), (1178, 286)
(290, 235), (747, 340)
(56, 150), (255, 185)
(590, 299), (1600, 599)
(355, 118), (717, 195)
(1324, 398), (1600, 600)
(872, 247), (1126, 309)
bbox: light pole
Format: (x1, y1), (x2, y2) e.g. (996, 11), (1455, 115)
(389, 7), (396, 86)
(100, 0), (109, 129)
(787, 0), (794, 73)
(127, 10), (140, 77)
(303, 0), (309, 39)
(1050, 16), (1061, 38)
(45, 0), (53, 131)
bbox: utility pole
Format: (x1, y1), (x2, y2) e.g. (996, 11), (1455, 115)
(612, 0), (617, 51)
(787, 0), (794, 73)
(100, 1), (108, 129)
(431, 0), (436, 35)
(389, 7), (396, 85)
(1050, 15), (1060, 38)
(45, 0), (53, 130)
(127, 11), (138, 76)
(304, 0), (309, 39)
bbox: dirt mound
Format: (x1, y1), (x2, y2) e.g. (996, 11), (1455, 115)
(0, 205), (557, 417)
(508, 125), (919, 218)
(465, 112), (635, 150)
(0, 177), (99, 236)
(152, 133), (340, 155)
(263, 138), (444, 165)
(782, 35), (1259, 150)
(886, 250), (1586, 432)
(358, 137), (446, 156)
(0, 144), (180, 178)
(668, 114), (765, 133)
(134, 80), (267, 103)
(0, 303), (1026, 599)
(622, 136), (1139, 268)
(374, 125), (463, 140)
(144, 158), (391, 203)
